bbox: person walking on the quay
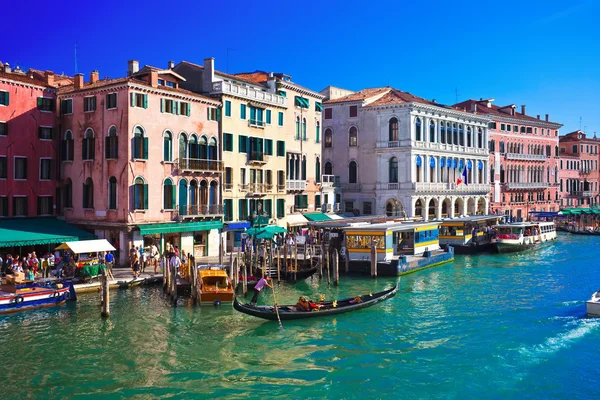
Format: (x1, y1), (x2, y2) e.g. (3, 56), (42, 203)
(150, 243), (159, 274)
(129, 245), (137, 268)
(250, 276), (272, 306)
(132, 253), (141, 278)
(105, 251), (115, 278)
(170, 252), (182, 277)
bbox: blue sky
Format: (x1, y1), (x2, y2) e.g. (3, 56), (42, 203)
(4, 0), (598, 134)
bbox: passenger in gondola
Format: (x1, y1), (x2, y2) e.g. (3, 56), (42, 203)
(296, 296), (310, 311)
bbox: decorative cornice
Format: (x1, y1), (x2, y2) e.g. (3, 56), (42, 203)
(278, 81), (325, 100)
(489, 114), (562, 129)
(0, 77), (53, 92)
(365, 102), (490, 125)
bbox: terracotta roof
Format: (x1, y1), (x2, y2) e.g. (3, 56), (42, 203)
(233, 71), (269, 85)
(453, 99), (561, 125)
(0, 71), (48, 87)
(57, 76), (218, 103)
(323, 87), (392, 104)
(366, 88), (441, 108)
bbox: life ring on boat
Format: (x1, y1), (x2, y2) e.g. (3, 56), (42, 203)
(53, 291), (59, 298)
(14, 295), (24, 304)
(64, 291), (71, 300)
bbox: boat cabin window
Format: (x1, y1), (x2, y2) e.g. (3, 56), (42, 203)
(415, 229), (438, 243)
(346, 234), (385, 249)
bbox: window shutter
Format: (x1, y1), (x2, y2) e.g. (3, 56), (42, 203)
(174, 101), (179, 115)
(216, 107), (221, 121)
(160, 99), (164, 113)
(143, 184), (149, 209)
(114, 137), (119, 159)
(38, 127), (42, 139)
(143, 137), (149, 159)
(49, 160), (53, 179)
(37, 97), (42, 107)
(130, 93), (135, 107)
(186, 103), (191, 117)
(91, 139), (95, 160)
(37, 197), (42, 216)
(5, 92), (9, 106)
(133, 137), (139, 158)
(143, 94), (148, 109)
(105, 137), (111, 159)
(69, 140), (74, 161)
(82, 184), (88, 208)
(239, 199), (244, 220)
(171, 184), (176, 210)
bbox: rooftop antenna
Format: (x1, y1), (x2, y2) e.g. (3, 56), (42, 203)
(226, 48), (235, 73)
(74, 42), (78, 75)
(454, 88), (459, 103)
(580, 116), (582, 131)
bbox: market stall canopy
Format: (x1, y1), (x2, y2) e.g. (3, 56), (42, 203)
(560, 208), (600, 216)
(284, 214), (309, 227)
(55, 239), (116, 254)
(246, 225), (287, 240)
(138, 220), (223, 235)
(0, 217), (95, 248)
(303, 212), (332, 222)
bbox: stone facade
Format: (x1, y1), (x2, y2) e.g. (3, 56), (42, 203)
(322, 87), (490, 221)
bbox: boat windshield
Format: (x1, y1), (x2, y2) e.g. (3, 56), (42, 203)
(203, 276), (229, 288)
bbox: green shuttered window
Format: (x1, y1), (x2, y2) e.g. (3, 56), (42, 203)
(225, 100), (231, 117)
(278, 112), (284, 126)
(276, 140), (285, 157)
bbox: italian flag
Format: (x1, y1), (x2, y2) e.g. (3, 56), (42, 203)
(456, 166), (468, 186)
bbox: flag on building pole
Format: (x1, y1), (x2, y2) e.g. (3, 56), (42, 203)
(456, 166), (469, 186)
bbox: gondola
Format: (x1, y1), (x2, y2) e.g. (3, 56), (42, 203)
(237, 267), (318, 291)
(233, 283), (398, 320)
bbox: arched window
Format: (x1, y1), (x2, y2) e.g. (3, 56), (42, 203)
(453, 123), (458, 145)
(105, 126), (118, 159)
(430, 120), (436, 142)
(295, 116), (300, 140)
(178, 179), (188, 215)
(349, 161), (357, 183)
(316, 121), (320, 143)
(208, 137), (217, 160)
(163, 131), (173, 161)
(198, 135), (207, 159)
(458, 124), (464, 146)
(416, 156), (422, 183)
(108, 176), (117, 210)
(324, 128), (333, 148)
(440, 123), (446, 144)
(315, 157), (321, 183)
(466, 127), (472, 147)
(82, 178), (94, 209)
(301, 155), (307, 180)
(324, 161), (333, 175)
(446, 122), (452, 144)
(415, 117), (421, 141)
(62, 130), (74, 161)
(389, 157), (398, 183)
(349, 127), (357, 147)
(188, 135), (198, 159)
(179, 133), (188, 160)
(133, 176), (147, 210)
(386, 202), (394, 217)
(82, 128), (95, 160)
(209, 181), (218, 206)
(302, 118), (307, 140)
(190, 180), (199, 213)
(64, 178), (73, 208)
(163, 178), (175, 210)
(389, 117), (398, 142)
(133, 126), (147, 159)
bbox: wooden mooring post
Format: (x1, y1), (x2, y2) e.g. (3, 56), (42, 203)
(370, 244), (377, 278)
(277, 246), (281, 283)
(325, 245), (331, 285)
(333, 248), (340, 286)
(101, 269), (110, 318)
(170, 261), (177, 303)
(319, 244), (324, 279)
(164, 262), (170, 292)
(242, 257), (248, 296)
(294, 243), (298, 282)
(190, 263), (197, 305)
(344, 236), (349, 274)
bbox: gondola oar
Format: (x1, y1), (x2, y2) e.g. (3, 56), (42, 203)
(271, 283), (283, 330)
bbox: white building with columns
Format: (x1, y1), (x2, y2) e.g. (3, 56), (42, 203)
(321, 87), (491, 220)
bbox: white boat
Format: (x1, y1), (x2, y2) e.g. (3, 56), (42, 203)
(491, 221), (557, 253)
(586, 290), (600, 316)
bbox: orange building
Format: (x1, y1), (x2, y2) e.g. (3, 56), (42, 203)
(558, 131), (600, 208)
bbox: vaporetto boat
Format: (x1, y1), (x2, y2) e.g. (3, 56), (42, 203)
(491, 221), (557, 253)
(586, 290), (600, 317)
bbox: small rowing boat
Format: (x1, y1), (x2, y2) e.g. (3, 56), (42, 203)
(233, 284), (398, 320)
(0, 279), (76, 314)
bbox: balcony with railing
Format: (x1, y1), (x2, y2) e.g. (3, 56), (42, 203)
(176, 158), (223, 173)
(505, 153), (546, 161)
(412, 140), (488, 155)
(176, 204), (224, 218)
(211, 81), (286, 107)
(286, 180), (307, 191)
(580, 168), (591, 175)
(376, 183), (400, 190)
(321, 174), (340, 187)
(277, 184), (285, 192)
(248, 119), (265, 129)
(224, 183), (233, 191)
(376, 140), (401, 148)
(413, 182), (489, 193)
(239, 183), (249, 192)
(248, 151), (268, 165)
(504, 182), (549, 190)
(568, 190), (593, 197)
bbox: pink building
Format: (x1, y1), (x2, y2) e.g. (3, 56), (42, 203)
(0, 63), (65, 218)
(57, 61), (223, 264)
(558, 131), (600, 208)
(454, 99), (562, 220)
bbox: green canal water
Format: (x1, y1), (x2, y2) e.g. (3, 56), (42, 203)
(2, 232), (600, 399)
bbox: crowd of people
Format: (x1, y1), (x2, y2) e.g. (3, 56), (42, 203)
(0, 251), (57, 280)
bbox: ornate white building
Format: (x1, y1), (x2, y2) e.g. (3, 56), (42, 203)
(321, 87), (491, 220)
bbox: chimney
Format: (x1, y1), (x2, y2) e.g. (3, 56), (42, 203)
(537, 114), (540, 120)
(90, 70), (99, 84)
(149, 70), (159, 87)
(74, 73), (84, 89)
(44, 70), (55, 87)
(521, 105), (526, 115)
(266, 72), (276, 91)
(128, 60), (139, 76)
(545, 114), (549, 121)
(202, 57), (215, 91)
(4, 63), (11, 73)
(168, 61), (174, 69)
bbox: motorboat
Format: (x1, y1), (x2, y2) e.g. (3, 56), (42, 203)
(491, 221), (557, 253)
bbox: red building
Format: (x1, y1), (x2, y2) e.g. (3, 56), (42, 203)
(0, 63), (72, 218)
(455, 99), (562, 220)
(558, 131), (600, 208)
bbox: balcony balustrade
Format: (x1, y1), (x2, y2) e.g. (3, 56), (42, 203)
(224, 183), (233, 191)
(248, 151), (268, 165)
(504, 182), (549, 190)
(321, 175), (339, 187)
(411, 140), (488, 155)
(211, 81), (286, 107)
(248, 119), (265, 128)
(286, 180), (307, 191)
(505, 153), (546, 161)
(176, 204), (223, 217)
(176, 158), (223, 172)
(413, 182), (489, 193)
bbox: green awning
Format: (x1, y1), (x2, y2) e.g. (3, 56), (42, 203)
(294, 96), (309, 109)
(0, 217), (96, 248)
(303, 212), (332, 222)
(246, 225), (287, 240)
(315, 102), (323, 112)
(138, 220), (223, 235)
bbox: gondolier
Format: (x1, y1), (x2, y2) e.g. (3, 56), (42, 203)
(250, 276), (272, 306)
